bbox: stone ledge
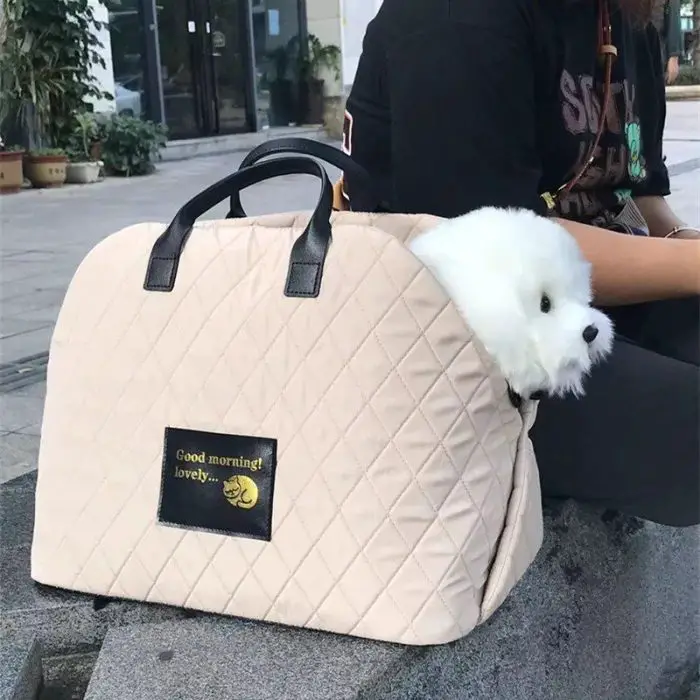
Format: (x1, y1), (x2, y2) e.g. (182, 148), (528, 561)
(40, 652), (99, 700)
(0, 631), (43, 700)
(159, 126), (327, 163)
(83, 617), (403, 700)
(71, 502), (700, 700)
(666, 85), (700, 101)
(0, 543), (195, 659)
(3, 473), (698, 699)
(370, 502), (699, 700)
(0, 473), (193, 657)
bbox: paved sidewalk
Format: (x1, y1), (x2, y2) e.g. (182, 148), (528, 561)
(0, 103), (698, 485)
(0, 146), (343, 483)
(0, 150), (342, 365)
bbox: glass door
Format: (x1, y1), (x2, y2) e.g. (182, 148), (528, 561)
(105, 0), (147, 119)
(157, 0), (201, 139)
(157, 0), (255, 139)
(205, 0), (251, 133)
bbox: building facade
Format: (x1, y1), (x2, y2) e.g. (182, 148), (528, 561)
(90, 0), (382, 142)
(337, 0), (382, 89)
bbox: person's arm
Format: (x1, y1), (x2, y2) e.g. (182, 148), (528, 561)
(554, 217), (700, 304)
(665, 0), (683, 62)
(633, 195), (700, 239)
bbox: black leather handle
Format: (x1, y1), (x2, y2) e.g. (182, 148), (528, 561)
(226, 137), (386, 218)
(144, 155), (333, 298)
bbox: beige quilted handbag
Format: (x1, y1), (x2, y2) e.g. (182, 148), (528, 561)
(31, 139), (543, 646)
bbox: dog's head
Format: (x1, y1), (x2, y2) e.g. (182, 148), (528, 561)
(410, 207), (614, 400)
(491, 238), (614, 400)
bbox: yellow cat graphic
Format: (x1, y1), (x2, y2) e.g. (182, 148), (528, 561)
(222, 475), (258, 510)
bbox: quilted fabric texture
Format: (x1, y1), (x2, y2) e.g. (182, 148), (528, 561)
(31, 212), (543, 645)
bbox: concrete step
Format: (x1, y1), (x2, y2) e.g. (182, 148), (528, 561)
(159, 126), (327, 162)
(665, 85), (700, 101)
(3, 469), (698, 699)
(372, 502), (700, 700)
(0, 631), (43, 700)
(80, 502), (699, 700)
(83, 617), (401, 700)
(0, 472), (194, 658)
(37, 653), (98, 700)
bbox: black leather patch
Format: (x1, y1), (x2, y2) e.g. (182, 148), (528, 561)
(157, 427), (278, 541)
(285, 261), (321, 297)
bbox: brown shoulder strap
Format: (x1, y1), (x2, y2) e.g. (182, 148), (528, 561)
(541, 0), (617, 212)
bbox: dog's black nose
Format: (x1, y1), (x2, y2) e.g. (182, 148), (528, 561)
(582, 325), (599, 343)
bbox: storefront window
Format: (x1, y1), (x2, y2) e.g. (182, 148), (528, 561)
(102, 0), (309, 139)
(154, 0), (256, 139)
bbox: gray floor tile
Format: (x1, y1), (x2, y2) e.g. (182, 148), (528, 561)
(0, 630), (43, 700)
(0, 433), (40, 485)
(0, 395), (44, 434)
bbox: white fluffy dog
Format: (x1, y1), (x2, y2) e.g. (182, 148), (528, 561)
(409, 206), (614, 400)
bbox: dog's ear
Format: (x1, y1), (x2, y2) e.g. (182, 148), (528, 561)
(457, 288), (540, 396)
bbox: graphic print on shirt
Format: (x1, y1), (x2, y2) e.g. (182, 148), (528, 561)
(624, 120), (647, 182)
(613, 187), (632, 204)
(340, 109), (354, 204)
(342, 109), (353, 155)
(556, 68), (647, 226)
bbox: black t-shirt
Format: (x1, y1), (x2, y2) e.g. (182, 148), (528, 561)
(342, 0), (670, 228)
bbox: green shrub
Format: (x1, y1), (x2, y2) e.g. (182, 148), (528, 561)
(27, 147), (66, 157)
(0, 0), (111, 150)
(97, 114), (167, 176)
(676, 64), (700, 86)
(63, 111), (101, 162)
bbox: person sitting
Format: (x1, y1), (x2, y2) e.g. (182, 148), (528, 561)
(339, 0), (700, 527)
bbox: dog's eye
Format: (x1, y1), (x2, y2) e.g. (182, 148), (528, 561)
(540, 294), (552, 314)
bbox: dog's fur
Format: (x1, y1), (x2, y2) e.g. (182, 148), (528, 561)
(409, 206), (614, 399)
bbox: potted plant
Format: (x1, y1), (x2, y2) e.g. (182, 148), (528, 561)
(12, 0), (111, 149)
(96, 114), (167, 177)
(0, 0), (110, 170)
(24, 147), (68, 188)
(295, 34), (341, 125)
(0, 135), (25, 194)
(0, 0), (67, 153)
(65, 112), (103, 184)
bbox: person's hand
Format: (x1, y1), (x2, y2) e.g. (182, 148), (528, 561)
(666, 56), (680, 85)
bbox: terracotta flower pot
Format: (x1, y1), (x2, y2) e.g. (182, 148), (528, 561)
(0, 150), (25, 194)
(24, 154), (68, 189)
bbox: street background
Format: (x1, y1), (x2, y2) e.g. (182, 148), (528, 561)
(1, 100), (698, 486)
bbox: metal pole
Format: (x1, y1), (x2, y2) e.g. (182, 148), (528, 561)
(242, 0), (260, 132)
(141, 0), (165, 124)
(297, 0), (309, 49)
